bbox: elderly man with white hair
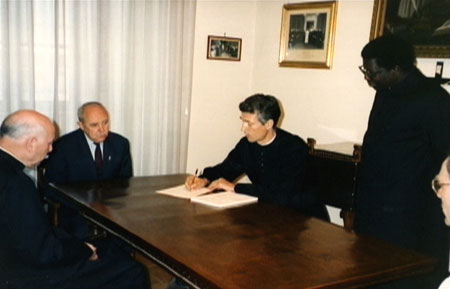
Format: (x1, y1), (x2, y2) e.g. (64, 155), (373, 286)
(0, 110), (150, 289)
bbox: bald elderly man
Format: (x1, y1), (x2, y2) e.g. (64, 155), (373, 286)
(0, 110), (149, 289)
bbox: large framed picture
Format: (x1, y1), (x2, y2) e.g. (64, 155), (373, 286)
(279, 1), (338, 69)
(207, 35), (242, 61)
(370, 0), (450, 58)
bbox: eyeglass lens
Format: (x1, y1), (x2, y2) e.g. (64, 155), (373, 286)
(432, 179), (450, 194)
(432, 179), (441, 193)
(358, 65), (381, 78)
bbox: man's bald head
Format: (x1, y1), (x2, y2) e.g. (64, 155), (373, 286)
(0, 110), (55, 167)
(1, 110), (52, 138)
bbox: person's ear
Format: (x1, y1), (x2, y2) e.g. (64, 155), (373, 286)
(390, 65), (405, 80)
(392, 65), (402, 74)
(77, 121), (84, 131)
(25, 136), (37, 154)
(265, 119), (274, 129)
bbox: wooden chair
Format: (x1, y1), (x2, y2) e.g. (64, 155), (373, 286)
(306, 138), (361, 231)
(37, 162), (107, 239)
(37, 163), (61, 227)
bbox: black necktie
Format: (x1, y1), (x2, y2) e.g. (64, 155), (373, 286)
(94, 143), (103, 176)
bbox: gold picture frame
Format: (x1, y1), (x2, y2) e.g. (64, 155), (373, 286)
(279, 1), (338, 69)
(370, 0), (450, 58)
(207, 35), (242, 61)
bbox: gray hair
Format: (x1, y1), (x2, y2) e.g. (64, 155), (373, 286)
(77, 101), (105, 122)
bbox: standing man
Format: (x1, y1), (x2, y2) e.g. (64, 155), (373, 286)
(186, 93), (328, 220)
(355, 35), (450, 288)
(0, 110), (150, 289)
(42, 101), (132, 239)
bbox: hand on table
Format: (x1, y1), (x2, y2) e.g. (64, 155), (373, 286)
(207, 178), (235, 193)
(85, 242), (98, 261)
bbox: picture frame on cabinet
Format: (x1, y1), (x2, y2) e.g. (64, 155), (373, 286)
(279, 1), (338, 69)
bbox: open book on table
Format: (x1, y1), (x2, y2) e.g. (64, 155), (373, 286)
(156, 184), (258, 208)
(190, 191), (258, 208)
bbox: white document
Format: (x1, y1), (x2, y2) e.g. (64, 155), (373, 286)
(191, 192), (258, 209)
(155, 184), (210, 199)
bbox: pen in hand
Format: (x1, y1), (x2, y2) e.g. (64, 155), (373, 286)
(189, 168), (199, 189)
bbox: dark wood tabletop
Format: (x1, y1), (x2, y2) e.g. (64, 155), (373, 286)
(51, 174), (436, 289)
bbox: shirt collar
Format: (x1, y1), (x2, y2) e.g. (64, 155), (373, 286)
(83, 133), (105, 148)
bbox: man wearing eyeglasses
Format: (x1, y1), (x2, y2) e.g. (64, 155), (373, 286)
(434, 157), (450, 289)
(355, 35), (450, 289)
(433, 158), (450, 226)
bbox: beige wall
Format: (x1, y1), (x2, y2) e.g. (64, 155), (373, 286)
(187, 0), (450, 171)
(187, 0), (257, 170)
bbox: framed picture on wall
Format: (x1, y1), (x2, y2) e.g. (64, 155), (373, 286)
(370, 0), (450, 58)
(207, 35), (242, 61)
(279, 1), (338, 69)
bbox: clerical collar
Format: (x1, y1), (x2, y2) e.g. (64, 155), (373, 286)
(260, 131), (277, 146)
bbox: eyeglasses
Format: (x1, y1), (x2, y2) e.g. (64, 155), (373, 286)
(358, 65), (383, 79)
(431, 178), (450, 194)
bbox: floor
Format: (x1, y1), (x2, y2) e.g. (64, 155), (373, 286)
(135, 252), (175, 289)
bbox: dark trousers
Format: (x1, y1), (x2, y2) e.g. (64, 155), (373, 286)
(58, 205), (90, 239)
(5, 237), (150, 289)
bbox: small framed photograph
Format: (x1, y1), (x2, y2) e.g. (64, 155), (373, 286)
(370, 0), (450, 58)
(279, 1), (338, 69)
(207, 35), (242, 61)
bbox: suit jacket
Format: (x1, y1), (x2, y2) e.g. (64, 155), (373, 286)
(43, 129), (132, 184)
(0, 149), (92, 287)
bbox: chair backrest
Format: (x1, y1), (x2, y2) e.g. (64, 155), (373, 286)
(37, 159), (61, 227)
(306, 138), (361, 230)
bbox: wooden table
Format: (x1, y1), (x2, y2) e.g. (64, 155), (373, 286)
(51, 175), (435, 289)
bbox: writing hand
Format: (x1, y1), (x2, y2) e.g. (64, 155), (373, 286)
(207, 178), (235, 192)
(185, 175), (209, 190)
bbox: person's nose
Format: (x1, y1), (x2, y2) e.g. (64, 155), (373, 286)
(241, 122), (247, 133)
(98, 124), (106, 133)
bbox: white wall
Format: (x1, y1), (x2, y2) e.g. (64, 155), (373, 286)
(250, 0), (375, 144)
(186, 0), (450, 223)
(187, 0), (257, 171)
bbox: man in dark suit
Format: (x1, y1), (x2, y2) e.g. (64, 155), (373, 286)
(355, 35), (450, 288)
(44, 101), (132, 183)
(0, 110), (150, 289)
(43, 101), (133, 239)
